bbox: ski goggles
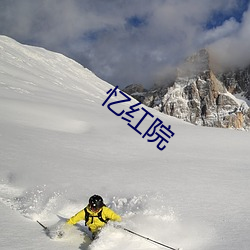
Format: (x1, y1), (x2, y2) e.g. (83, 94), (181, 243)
(89, 204), (101, 212)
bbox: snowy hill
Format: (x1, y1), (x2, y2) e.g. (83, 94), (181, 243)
(0, 36), (250, 250)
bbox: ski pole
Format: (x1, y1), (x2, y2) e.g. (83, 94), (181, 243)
(37, 220), (48, 231)
(122, 227), (180, 250)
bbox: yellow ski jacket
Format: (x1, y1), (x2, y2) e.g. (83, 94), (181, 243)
(67, 206), (121, 233)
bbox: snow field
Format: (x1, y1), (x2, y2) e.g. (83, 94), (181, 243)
(0, 36), (250, 250)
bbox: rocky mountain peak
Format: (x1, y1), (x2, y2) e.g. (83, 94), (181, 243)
(123, 49), (250, 130)
(177, 48), (210, 78)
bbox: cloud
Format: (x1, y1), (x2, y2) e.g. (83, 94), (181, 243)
(200, 18), (240, 45)
(0, 0), (249, 88)
(209, 4), (250, 69)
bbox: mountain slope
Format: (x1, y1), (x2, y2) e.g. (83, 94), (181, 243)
(0, 36), (250, 250)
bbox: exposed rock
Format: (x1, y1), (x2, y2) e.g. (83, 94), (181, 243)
(122, 84), (147, 103)
(217, 66), (250, 100)
(123, 83), (146, 95)
(123, 49), (250, 130)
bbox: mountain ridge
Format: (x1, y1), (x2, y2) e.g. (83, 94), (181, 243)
(124, 49), (250, 130)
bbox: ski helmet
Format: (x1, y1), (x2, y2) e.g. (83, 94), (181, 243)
(89, 195), (104, 210)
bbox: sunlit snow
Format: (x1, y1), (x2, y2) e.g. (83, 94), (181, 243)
(0, 36), (249, 250)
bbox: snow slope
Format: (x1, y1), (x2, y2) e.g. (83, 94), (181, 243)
(0, 35), (250, 250)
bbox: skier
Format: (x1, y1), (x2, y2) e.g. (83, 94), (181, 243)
(66, 194), (121, 239)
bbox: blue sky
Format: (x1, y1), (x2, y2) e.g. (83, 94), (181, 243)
(0, 0), (249, 88)
(206, 0), (249, 28)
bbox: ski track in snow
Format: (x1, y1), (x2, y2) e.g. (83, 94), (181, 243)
(0, 179), (211, 250)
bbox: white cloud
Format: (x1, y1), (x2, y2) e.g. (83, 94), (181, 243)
(209, 5), (250, 68)
(0, 0), (249, 87)
(200, 18), (240, 45)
